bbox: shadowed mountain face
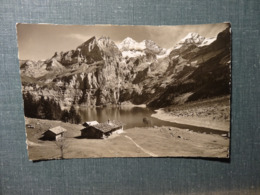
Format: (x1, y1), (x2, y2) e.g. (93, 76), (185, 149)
(20, 26), (231, 109)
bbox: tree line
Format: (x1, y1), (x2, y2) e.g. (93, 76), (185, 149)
(23, 92), (81, 124)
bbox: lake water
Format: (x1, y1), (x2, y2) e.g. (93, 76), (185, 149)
(78, 106), (226, 134)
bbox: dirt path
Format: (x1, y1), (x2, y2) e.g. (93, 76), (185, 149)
(124, 135), (158, 157)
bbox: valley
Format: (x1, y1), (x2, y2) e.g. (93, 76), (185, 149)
(19, 24), (231, 160)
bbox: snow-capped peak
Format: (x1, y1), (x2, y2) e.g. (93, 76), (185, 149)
(178, 32), (205, 45)
(118, 37), (137, 47)
(172, 32), (208, 50)
(118, 37), (145, 51)
(118, 37), (165, 56)
(122, 37), (137, 43)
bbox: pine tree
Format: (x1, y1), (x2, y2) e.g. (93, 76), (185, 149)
(61, 110), (69, 122)
(43, 97), (53, 120)
(37, 96), (46, 119)
(67, 105), (81, 124)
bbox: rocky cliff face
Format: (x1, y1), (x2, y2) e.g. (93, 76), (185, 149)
(21, 36), (123, 109)
(20, 26), (231, 109)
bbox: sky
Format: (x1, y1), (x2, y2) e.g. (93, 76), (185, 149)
(17, 23), (229, 61)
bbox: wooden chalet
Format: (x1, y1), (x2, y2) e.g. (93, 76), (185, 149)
(81, 120), (124, 139)
(41, 126), (67, 141)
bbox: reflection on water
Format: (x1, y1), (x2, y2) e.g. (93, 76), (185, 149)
(78, 106), (226, 134)
(78, 106), (173, 129)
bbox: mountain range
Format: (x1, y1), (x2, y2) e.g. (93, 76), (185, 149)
(20, 26), (231, 109)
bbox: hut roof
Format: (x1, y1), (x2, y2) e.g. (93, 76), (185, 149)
(92, 120), (124, 133)
(48, 126), (67, 135)
(109, 120), (125, 127)
(83, 121), (99, 127)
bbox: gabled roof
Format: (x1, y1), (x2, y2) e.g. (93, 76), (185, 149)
(92, 120), (124, 133)
(48, 126), (67, 135)
(109, 120), (125, 127)
(92, 123), (116, 133)
(83, 121), (99, 127)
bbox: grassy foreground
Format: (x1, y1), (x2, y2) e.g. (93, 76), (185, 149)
(25, 117), (229, 161)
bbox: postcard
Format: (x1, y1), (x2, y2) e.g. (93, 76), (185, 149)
(16, 23), (231, 161)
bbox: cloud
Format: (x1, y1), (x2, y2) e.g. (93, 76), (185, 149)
(63, 33), (90, 42)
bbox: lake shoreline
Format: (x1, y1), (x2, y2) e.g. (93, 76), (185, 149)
(151, 108), (229, 132)
(151, 96), (230, 132)
(74, 101), (146, 109)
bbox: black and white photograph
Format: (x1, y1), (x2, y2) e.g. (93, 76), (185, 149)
(16, 23), (231, 161)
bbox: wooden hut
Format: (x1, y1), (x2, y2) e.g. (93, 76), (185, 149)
(41, 126), (67, 141)
(81, 120), (124, 139)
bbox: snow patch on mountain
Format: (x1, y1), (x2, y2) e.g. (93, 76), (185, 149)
(88, 39), (96, 51)
(122, 50), (146, 58)
(198, 37), (217, 47)
(97, 36), (113, 49)
(156, 48), (172, 59)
